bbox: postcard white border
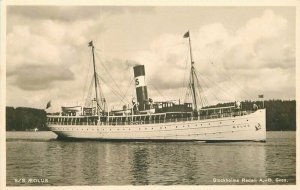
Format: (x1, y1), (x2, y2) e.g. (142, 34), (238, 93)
(1, 0), (299, 190)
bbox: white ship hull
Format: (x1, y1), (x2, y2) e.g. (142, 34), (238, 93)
(48, 109), (266, 142)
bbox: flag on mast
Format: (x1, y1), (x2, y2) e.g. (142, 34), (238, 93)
(46, 101), (51, 109)
(88, 41), (93, 47)
(258, 95), (264, 98)
(183, 31), (189, 38)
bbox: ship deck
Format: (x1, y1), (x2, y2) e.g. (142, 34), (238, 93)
(47, 110), (256, 126)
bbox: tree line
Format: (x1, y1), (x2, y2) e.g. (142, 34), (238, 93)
(6, 107), (48, 131)
(204, 99), (296, 131)
(6, 99), (296, 131)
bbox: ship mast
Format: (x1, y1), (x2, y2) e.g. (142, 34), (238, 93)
(89, 41), (100, 115)
(184, 31), (198, 111)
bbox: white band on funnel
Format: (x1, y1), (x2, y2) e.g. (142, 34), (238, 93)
(135, 76), (146, 88)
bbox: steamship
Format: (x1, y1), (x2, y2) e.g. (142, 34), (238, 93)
(46, 32), (266, 142)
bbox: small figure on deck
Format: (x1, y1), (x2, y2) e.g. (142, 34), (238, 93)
(235, 101), (241, 109)
(253, 103), (258, 110)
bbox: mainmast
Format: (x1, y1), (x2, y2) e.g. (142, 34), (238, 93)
(89, 41), (99, 115)
(184, 31), (198, 111)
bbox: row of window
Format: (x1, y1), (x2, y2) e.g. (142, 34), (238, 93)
(51, 120), (251, 132)
(49, 118), (250, 127)
(51, 126), (241, 136)
(232, 124), (250, 128)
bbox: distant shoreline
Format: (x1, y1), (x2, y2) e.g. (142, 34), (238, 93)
(6, 99), (296, 131)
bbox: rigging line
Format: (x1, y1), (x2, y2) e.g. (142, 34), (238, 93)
(96, 73), (129, 104)
(184, 82), (193, 103)
(96, 73), (130, 105)
(96, 73), (129, 105)
(93, 42), (185, 53)
(146, 80), (168, 101)
(116, 77), (135, 107)
(193, 68), (222, 102)
(94, 52), (127, 99)
(94, 48), (151, 52)
(192, 72), (204, 107)
(121, 78), (134, 105)
(196, 72), (230, 103)
(188, 74), (196, 108)
(195, 75), (218, 106)
(209, 62), (253, 99)
(85, 79), (95, 107)
(82, 51), (93, 104)
(95, 75), (106, 104)
(210, 63), (251, 99)
(190, 69), (207, 109)
(194, 68), (234, 102)
(180, 46), (190, 101)
(193, 71), (209, 107)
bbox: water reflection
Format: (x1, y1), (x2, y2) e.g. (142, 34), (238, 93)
(130, 146), (150, 185)
(6, 132), (295, 185)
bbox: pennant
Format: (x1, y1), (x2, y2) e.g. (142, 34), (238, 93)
(46, 101), (51, 109)
(258, 95), (264, 98)
(183, 31), (189, 38)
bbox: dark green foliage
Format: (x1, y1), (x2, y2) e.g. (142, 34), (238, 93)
(202, 100), (296, 131)
(6, 107), (48, 131)
(5, 100), (296, 131)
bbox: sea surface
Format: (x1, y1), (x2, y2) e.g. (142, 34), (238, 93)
(6, 131), (296, 186)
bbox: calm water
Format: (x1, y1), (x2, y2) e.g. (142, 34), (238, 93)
(6, 131), (296, 186)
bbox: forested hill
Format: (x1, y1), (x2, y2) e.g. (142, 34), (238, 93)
(204, 99), (296, 131)
(6, 107), (48, 131)
(6, 99), (296, 131)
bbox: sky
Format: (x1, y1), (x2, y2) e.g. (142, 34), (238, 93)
(5, 6), (296, 110)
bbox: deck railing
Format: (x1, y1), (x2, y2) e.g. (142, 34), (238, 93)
(47, 110), (255, 126)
